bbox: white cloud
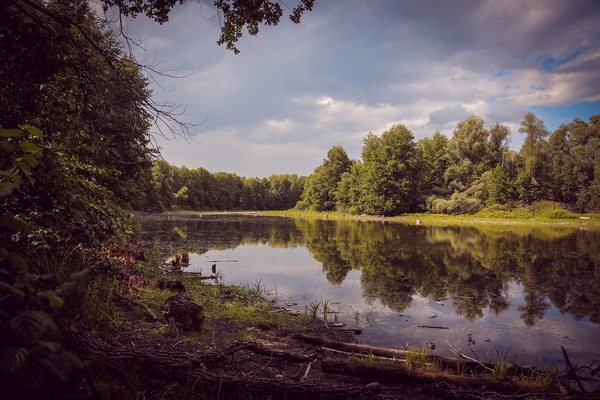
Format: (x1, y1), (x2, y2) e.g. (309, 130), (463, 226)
(123, 0), (600, 175)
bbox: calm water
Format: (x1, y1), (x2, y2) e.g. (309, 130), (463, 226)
(139, 214), (600, 367)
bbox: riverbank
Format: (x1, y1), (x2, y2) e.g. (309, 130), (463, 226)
(261, 207), (600, 229)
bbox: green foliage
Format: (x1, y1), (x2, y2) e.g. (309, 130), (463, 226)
(148, 160), (306, 211)
(298, 145), (352, 211)
(426, 191), (483, 215)
(517, 113), (552, 202)
(346, 125), (421, 215)
(418, 131), (450, 195)
(447, 116), (490, 181)
(0, 133), (91, 392)
(486, 166), (514, 205)
(474, 201), (577, 220)
(214, 0), (314, 53)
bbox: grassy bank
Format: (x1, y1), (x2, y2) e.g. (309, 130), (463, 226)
(261, 201), (600, 229)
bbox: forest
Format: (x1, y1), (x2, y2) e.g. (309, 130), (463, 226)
(149, 112), (600, 215)
(295, 113), (600, 215)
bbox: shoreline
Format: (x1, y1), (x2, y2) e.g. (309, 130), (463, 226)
(142, 209), (600, 229)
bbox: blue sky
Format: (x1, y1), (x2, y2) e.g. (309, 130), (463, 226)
(122, 0), (600, 177)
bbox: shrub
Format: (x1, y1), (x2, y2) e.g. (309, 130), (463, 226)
(426, 191), (483, 214)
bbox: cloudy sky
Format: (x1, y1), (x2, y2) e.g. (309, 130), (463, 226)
(124, 0), (600, 177)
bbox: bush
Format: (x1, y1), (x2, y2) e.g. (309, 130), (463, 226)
(426, 192), (483, 215)
(529, 201), (576, 219)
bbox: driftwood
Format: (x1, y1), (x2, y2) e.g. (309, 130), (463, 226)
(320, 358), (535, 396)
(295, 334), (532, 375)
(197, 275), (218, 280)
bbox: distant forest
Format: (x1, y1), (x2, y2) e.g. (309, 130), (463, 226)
(149, 113), (600, 215)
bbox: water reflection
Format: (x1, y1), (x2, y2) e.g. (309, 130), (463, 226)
(139, 215), (600, 327)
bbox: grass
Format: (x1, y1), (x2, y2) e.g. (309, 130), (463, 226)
(261, 201), (600, 229)
(348, 347), (440, 373)
(136, 274), (302, 330)
(492, 359), (512, 380)
(518, 366), (559, 389)
(404, 347), (429, 371)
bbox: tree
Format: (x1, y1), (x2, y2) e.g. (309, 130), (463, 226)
(335, 163), (362, 213)
(486, 166), (513, 205)
(102, 0), (315, 53)
(588, 164), (600, 212)
(298, 145), (352, 211)
(487, 123), (511, 168)
(445, 116), (490, 188)
(548, 124), (576, 203)
(355, 125), (421, 215)
(418, 131), (450, 195)
(517, 112), (551, 203)
(1, 0), (156, 243)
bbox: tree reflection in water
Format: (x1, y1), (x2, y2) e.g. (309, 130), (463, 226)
(139, 215), (600, 326)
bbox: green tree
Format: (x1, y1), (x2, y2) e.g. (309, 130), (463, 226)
(588, 164), (600, 212)
(298, 145), (352, 211)
(517, 112), (551, 203)
(418, 131), (450, 195)
(335, 163), (363, 213)
(355, 125), (421, 215)
(486, 166), (513, 205)
(445, 116), (490, 189)
(487, 123), (511, 168)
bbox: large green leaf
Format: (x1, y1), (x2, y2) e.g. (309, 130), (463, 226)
(20, 141), (42, 157)
(41, 351), (83, 381)
(35, 341), (61, 354)
(0, 281), (25, 298)
(0, 347), (29, 373)
(22, 125), (43, 138)
(0, 128), (23, 138)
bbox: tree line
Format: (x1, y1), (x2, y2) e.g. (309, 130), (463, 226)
(299, 113), (600, 215)
(147, 160), (306, 211)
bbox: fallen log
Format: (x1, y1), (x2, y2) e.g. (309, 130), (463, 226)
(294, 334), (531, 375)
(321, 358), (535, 396)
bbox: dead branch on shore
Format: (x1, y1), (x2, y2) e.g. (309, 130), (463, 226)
(320, 358), (533, 396)
(295, 334), (491, 373)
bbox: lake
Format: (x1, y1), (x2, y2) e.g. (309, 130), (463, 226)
(138, 213), (600, 367)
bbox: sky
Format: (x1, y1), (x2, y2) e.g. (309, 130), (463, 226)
(122, 0), (600, 177)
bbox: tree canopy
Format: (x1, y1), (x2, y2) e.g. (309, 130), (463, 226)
(323, 114), (600, 216)
(298, 145), (352, 211)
